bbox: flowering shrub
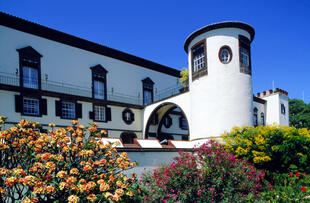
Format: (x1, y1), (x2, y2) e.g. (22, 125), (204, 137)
(221, 125), (310, 174)
(142, 140), (267, 202)
(261, 172), (310, 202)
(0, 116), (144, 202)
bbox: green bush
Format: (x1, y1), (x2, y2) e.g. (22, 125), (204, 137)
(221, 125), (310, 174)
(260, 172), (310, 202)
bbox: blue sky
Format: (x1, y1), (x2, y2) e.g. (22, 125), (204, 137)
(1, 0), (309, 102)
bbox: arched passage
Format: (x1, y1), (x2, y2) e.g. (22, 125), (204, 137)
(144, 102), (189, 142)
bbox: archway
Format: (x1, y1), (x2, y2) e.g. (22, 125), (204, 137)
(145, 102), (189, 143)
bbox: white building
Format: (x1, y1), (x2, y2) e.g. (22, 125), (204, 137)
(0, 12), (289, 173)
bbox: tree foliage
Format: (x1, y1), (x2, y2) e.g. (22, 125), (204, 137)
(179, 68), (189, 87)
(289, 99), (310, 129)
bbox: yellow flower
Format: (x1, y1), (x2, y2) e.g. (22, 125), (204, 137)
(48, 123), (55, 127)
(68, 195), (80, 203)
(126, 190), (134, 197)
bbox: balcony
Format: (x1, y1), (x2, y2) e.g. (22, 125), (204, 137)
(0, 71), (187, 106)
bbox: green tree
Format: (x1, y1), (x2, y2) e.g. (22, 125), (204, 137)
(180, 68), (188, 88)
(289, 99), (310, 129)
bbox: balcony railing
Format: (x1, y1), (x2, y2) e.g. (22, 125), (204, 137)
(0, 71), (187, 106)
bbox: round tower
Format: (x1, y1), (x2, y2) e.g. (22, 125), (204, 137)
(184, 22), (255, 141)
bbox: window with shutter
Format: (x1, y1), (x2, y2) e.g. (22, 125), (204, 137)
(90, 65), (107, 100)
(17, 46), (42, 89)
(191, 40), (207, 81)
(142, 77), (154, 105)
(239, 35), (251, 75)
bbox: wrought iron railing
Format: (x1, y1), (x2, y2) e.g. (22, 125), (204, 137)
(0, 71), (188, 106)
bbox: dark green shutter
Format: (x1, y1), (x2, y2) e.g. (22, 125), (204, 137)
(40, 98), (47, 115)
(15, 95), (22, 113)
(76, 103), (82, 118)
(55, 100), (61, 117)
(106, 107), (111, 121)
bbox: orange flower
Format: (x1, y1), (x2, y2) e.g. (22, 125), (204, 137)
(56, 171), (67, 178)
(88, 126), (96, 132)
(22, 197), (38, 203)
(45, 185), (56, 194)
(99, 183), (110, 192)
(76, 136), (83, 142)
(66, 176), (77, 185)
(33, 186), (44, 195)
(68, 195), (80, 203)
(115, 188), (124, 196)
(116, 181), (123, 188)
(5, 177), (18, 187)
(87, 194), (97, 202)
(45, 162), (56, 172)
(71, 120), (79, 126)
(87, 181), (96, 190)
(112, 195), (120, 202)
(70, 168), (79, 175)
(97, 179), (105, 185)
(83, 165), (92, 172)
(79, 178), (86, 184)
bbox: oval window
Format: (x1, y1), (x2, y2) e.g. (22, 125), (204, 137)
(219, 46), (232, 64)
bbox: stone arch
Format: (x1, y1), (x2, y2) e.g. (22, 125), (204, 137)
(144, 102), (189, 142)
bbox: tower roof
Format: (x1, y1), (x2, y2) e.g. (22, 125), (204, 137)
(184, 22), (255, 53)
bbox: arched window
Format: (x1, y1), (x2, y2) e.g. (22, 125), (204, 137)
(281, 104), (286, 115)
(253, 107), (258, 127)
(120, 132), (137, 144)
(261, 112), (265, 126)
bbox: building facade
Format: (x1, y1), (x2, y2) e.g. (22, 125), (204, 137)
(0, 12), (289, 149)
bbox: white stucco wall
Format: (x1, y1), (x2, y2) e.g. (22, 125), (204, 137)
(0, 90), (143, 138)
(279, 94), (289, 126)
(123, 151), (179, 178)
(187, 28), (253, 140)
(262, 94), (280, 125)
(0, 25), (178, 100)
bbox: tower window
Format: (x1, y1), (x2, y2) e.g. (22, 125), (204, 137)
(191, 40), (207, 81)
(239, 35), (251, 75)
(219, 46), (232, 64)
